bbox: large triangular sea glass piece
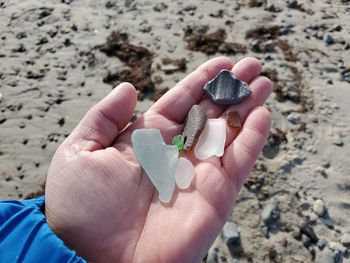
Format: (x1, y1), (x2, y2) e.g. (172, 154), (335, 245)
(131, 129), (179, 203)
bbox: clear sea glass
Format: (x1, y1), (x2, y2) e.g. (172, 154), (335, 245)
(194, 119), (226, 160)
(174, 157), (195, 189)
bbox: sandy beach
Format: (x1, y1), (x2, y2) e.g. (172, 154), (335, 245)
(1, 0), (350, 262)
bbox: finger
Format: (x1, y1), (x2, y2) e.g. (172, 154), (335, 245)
(199, 57), (262, 118)
(149, 56), (233, 124)
(221, 76), (272, 147)
(222, 106), (272, 189)
(65, 83), (137, 152)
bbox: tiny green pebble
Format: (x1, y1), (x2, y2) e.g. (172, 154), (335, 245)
(171, 135), (185, 151)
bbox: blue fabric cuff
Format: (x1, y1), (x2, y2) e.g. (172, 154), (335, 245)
(0, 196), (86, 263)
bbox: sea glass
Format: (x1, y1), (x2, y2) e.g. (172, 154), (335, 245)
(226, 110), (242, 128)
(131, 128), (179, 203)
(171, 135), (185, 151)
(174, 157), (195, 189)
(194, 119), (226, 160)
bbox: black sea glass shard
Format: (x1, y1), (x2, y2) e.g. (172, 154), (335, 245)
(203, 69), (252, 105)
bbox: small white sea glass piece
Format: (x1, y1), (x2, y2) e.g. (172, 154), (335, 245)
(131, 128), (179, 203)
(194, 119), (226, 160)
(174, 157), (195, 189)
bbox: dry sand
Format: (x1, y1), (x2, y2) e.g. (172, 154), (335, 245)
(1, 0), (350, 262)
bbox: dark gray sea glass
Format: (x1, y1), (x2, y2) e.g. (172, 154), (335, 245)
(203, 69), (252, 105)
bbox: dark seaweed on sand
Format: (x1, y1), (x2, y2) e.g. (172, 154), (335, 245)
(185, 28), (247, 55)
(245, 25), (282, 41)
(98, 31), (155, 100)
(248, 25), (313, 112)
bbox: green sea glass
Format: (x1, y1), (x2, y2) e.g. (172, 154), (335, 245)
(131, 128), (179, 203)
(171, 135), (185, 151)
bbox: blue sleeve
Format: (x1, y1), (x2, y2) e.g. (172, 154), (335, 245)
(0, 196), (86, 263)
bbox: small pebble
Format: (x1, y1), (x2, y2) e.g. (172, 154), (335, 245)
(36, 37), (48, 45)
(323, 161), (331, 168)
(105, 1), (117, 9)
(309, 212), (319, 222)
(16, 32), (27, 39)
(183, 5), (197, 13)
(344, 41), (350, 50)
(314, 166), (328, 178)
(317, 239), (327, 249)
(332, 24), (342, 32)
(287, 112), (301, 124)
(320, 217), (334, 229)
(139, 20), (152, 33)
(302, 59), (309, 67)
(261, 200), (279, 225)
(58, 117), (65, 127)
(281, 23), (293, 35)
(154, 2), (168, 12)
(288, 0), (299, 8)
(333, 250), (342, 263)
(302, 234), (311, 247)
(219, 255), (228, 262)
(0, 92), (3, 103)
(264, 40), (275, 52)
(340, 233), (350, 246)
(313, 199), (326, 217)
(300, 222), (318, 243)
(262, 226), (269, 238)
(292, 230), (301, 240)
(332, 133), (344, 146)
(309, 247), (316, 259)
(222, 222), (240, 245)
(206, 249), (218, 263)
(314, 248), (333, 263)
(266, 3), (280, 12)
(19, 123), (26, 129)
(250, 40), (261, 52)
(312, 117), (319, 123)
(328, 242), (347, 254)
(64, 38), (72, 47)
(323, 34), (334, 45)
(12, 44), (26, 53)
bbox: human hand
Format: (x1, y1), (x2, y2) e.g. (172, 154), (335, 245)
(45, 56), (272, 263)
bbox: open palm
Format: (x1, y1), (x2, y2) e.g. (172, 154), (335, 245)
(45, 57), (272, 263)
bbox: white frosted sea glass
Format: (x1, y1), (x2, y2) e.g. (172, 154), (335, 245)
(131, 128), (179, 203)
(194, 119), (226, 160)
(174, 157), (195, 189)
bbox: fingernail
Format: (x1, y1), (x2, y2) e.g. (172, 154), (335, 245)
(110, 82), (127, 96)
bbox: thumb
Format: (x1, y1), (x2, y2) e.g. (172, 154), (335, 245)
(65, 82), (137, 152)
